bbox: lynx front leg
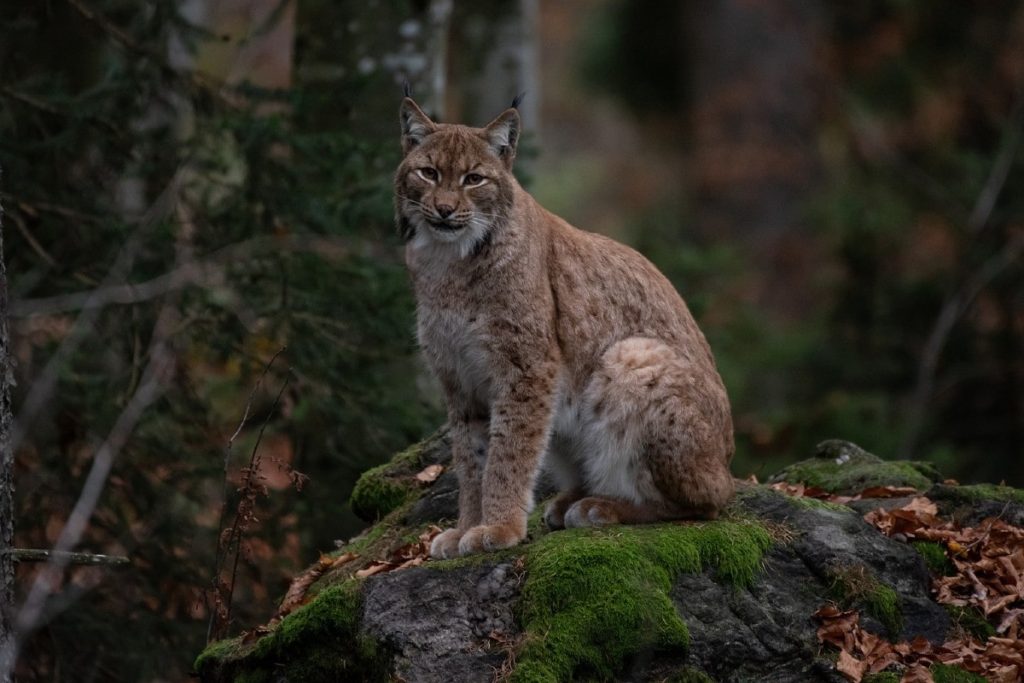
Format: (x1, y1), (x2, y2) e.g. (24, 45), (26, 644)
(458, 368), (557, 556)
(430, 418), (488, 559)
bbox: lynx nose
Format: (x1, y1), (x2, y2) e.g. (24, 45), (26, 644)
(436, 204), (455, 219)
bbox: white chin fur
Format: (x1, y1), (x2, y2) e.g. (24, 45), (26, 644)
(410, 216), (491, 259)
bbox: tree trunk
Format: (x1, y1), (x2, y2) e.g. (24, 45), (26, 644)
(445, 0), (538, 132)
(682, 0), (827, 318)
(1, 170), (16, 682)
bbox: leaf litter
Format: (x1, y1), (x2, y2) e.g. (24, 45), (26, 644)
(779, 482), (1024, 682)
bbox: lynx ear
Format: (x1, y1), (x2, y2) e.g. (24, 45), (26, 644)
(482, 108), (521, 169)
(400, 97), (436, 154)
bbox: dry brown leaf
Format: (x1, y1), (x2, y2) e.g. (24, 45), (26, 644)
(900, 664), (934, 683)
(860, 486), (920, 499)
(902, 497), (939, 516)
(355, 562), (394, 579)
(836, 648), (866, 682)
(851, 497), (1024, 681)
(330, 551), (359, 569)
(415, 464), (444, 484)
(275, 551), (354, 617)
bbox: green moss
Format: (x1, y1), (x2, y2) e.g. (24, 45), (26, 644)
(829, 565), (903, 637)
(931, 663), (988, 683)
(772, 445), (940, 494)
(511, 520), (772, 682)
(911, 541), (956, 576)
(785, 495), (854, 513)
(864, 582), (902, 637)
(863, 673), (900, 683)
(195, 580), (390, 682)
(944, 604), (995, 642)
(194, 637), (252, 675)
(937, 483), (1024, 505)
(340, 521), (389, 556)
(349, 446), (423, 521)
(666, 667), (715, 682)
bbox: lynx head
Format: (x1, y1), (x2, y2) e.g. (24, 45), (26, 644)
(395, 95), (521, 256)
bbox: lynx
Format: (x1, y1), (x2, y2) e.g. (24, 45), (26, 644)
(394, 95), (735, 559)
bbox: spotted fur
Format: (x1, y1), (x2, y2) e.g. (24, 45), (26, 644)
(394, 97), (735, 559)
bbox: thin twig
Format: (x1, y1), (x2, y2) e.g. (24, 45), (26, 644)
(222, 370), (292, 635)
(64, 0), (232, 105)
(0, 192), (103, 225)
(206, 346), (286, 643)
(0, 86), (123, 139)
(7, 210), (58, 269)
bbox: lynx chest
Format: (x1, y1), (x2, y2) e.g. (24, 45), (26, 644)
(417, 305), (495, 409)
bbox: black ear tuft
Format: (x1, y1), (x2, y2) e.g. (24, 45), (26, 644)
(511, 91), (526, 110)
(403, 80), (413, 98)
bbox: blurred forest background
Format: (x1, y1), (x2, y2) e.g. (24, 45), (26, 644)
(1, 0), (1022, 680)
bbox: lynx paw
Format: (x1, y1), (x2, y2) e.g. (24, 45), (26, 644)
(457, 524), (523, 556)
(543, 500), (567, 530)
(429, 528), (464, 559)
(544, 491), (585, 529)
(564, 498), (621, 528)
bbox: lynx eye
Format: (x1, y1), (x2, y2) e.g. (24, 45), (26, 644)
(463, 173), (485, 186)
(418, 167), (439, 182)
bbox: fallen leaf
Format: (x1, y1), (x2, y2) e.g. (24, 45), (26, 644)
(859, 486), (919, 499)
(901, 664), (934, 683)
(330, 551), (359, 569)
(355, 562), (394, 579)
(415, 464), (444, 483)
(276, 551), (357, 618)
(836, 648), (865, 682)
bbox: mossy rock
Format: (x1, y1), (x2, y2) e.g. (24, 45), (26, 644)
(194, 581), (390, 682)
(927, 482), (1024, 507)
(197, 433), (991, 682)
(198, 517), (774, 682)
(926, 482), (1024, 526)
(349, 428), (449, 521)
(911, 541), (956, 577)
(769, 439), (942, 494)
(828, 564), (903, 637)
(511, 520), (772, 682)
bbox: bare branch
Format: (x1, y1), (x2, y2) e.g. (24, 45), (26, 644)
(968, 94), (1024, 235)
(65, 0), (232, 104)
(10, 235), (356, 318)
(5, 549), (129, 567)
(8, 173), (183, 453)
(0, 86), (123, 139)
(901, 233), (1024, 457)
(1, 305), (177, 673)
(7, 209), (58, 270)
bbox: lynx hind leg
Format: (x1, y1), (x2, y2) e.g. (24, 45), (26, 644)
(569, 337), (734, 527)
(641, 354), (735, 518)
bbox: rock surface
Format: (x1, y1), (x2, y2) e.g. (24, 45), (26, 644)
(194, 436), (1021, 683)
